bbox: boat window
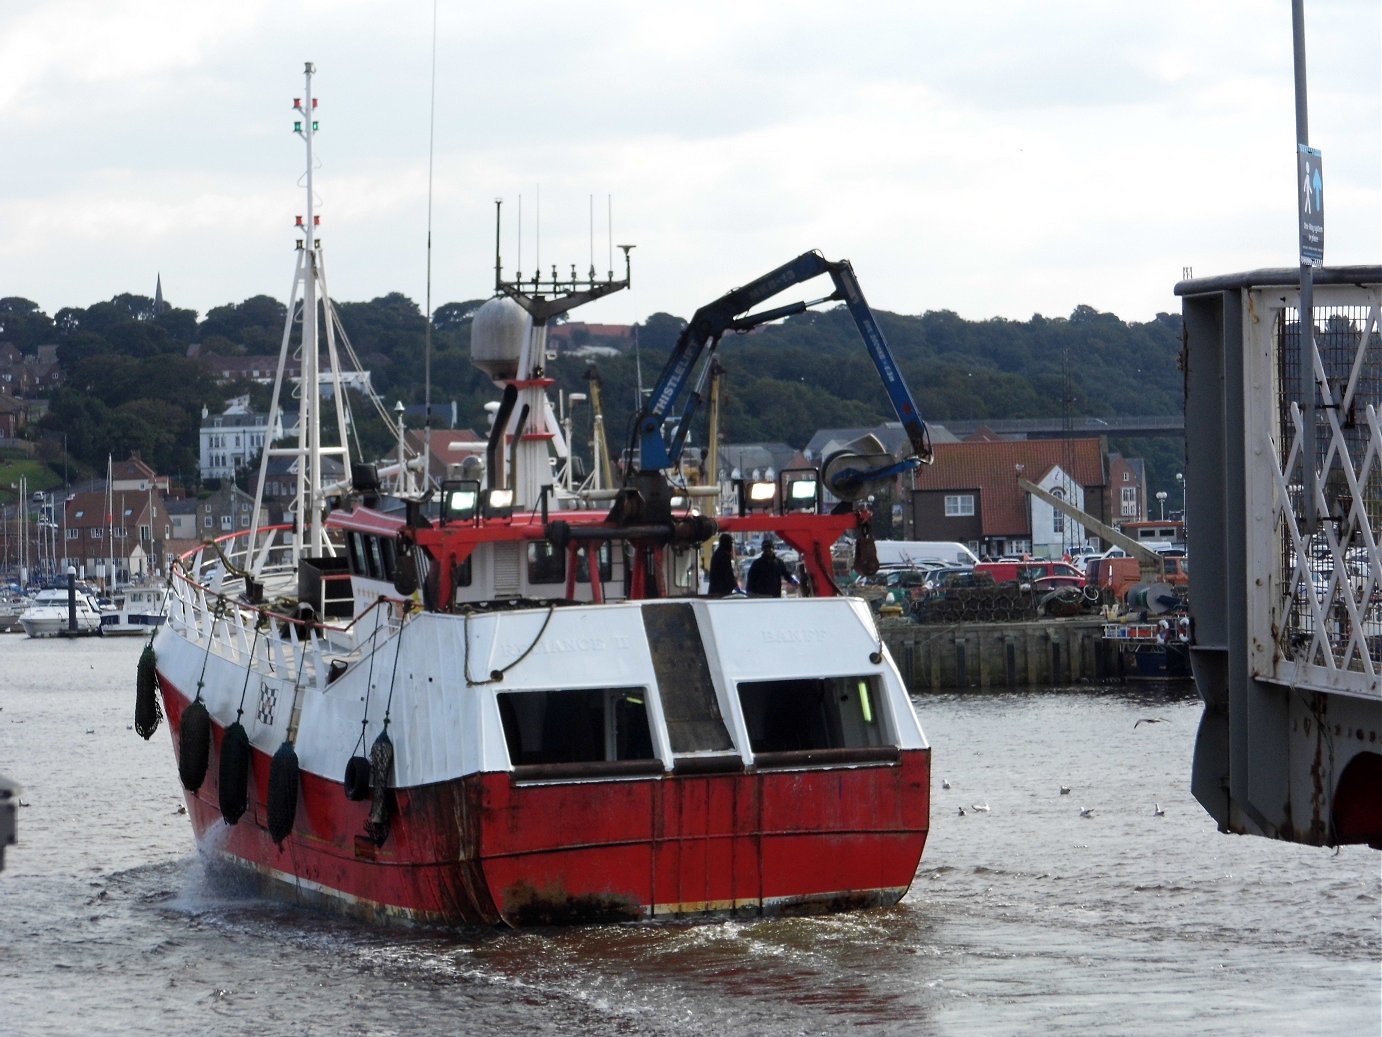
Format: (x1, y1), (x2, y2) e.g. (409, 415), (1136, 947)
(453, 553), (472, 587)
(574, 540), (613, 584)
(347, 531), (366, 574)
(737, 675), (886, 753)
(527, 541), (566, 585)
(380, 536), (397, 580)
(366, 536), (386, 580)
(498, 687), (654, 765)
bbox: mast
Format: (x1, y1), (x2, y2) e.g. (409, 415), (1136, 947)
(106, 455), (114, 593)
(247, 62), (352, 568)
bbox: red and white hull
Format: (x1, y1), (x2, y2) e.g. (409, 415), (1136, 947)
(152, 586), (930, 927)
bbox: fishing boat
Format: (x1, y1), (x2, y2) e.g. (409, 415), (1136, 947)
(1102, 616), (1193, 680)
(136, 64), (932, 927)
(19, 582), (106, 638)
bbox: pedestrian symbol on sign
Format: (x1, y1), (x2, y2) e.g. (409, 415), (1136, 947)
(1297, 145), (1324, 266)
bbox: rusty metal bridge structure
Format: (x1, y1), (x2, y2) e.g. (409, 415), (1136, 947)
(1180, 266), (1380, 849)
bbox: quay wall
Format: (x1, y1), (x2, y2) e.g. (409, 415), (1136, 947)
(880, 616), (1119, 691)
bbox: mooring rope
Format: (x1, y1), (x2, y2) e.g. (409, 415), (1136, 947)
(462, 602), (558, 686)
(352, 601), (387, 756)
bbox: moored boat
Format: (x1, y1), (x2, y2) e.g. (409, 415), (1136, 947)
(100, 581), (169, 637)
(1102, 617), (1193, 680)
(19, 582), (107, 638)
(138, 64), (932, 928)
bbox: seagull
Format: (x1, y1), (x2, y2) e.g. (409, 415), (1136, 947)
(175, 805), (187, 815)
(971, 803), (990, 812)
(1080, 807), (1095, 818)
(1059, 786), (1071, 795)
(1134, 717), (1167, 728)
(958, 806), (966, 816)
(941, 779), (951, 789)
(1154, 803), (1165, 817)
(85, 727), (95, 735)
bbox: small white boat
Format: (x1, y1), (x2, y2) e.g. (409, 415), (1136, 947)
(100, 583), (169, 637)
(0, 595), (27, 634)
(19, 585), (107, 638)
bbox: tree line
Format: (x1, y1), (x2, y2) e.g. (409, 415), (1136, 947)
(0, 292), (1187, 495)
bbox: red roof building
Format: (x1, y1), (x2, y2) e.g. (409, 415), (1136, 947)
(906, 438), (1110, 558)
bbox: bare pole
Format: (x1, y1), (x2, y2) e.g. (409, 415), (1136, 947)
(1293, 0), (1317, 533)
(422, 0), (439, 490)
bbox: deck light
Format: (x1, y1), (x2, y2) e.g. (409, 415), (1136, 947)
(785, 478), (819, 512)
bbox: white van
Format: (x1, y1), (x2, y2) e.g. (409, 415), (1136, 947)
(872, 540), (979, 568)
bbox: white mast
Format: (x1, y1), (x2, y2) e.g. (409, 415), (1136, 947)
(247, 61), (352, 569)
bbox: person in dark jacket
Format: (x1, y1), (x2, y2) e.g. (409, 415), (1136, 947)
(707, 533), (739, 595)
(745, 538), (798, 597)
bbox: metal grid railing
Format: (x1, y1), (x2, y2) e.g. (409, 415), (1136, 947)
(1273, 299), (1382, 674)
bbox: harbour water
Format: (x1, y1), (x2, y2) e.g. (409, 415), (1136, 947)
(2, 636), (1377, 1035)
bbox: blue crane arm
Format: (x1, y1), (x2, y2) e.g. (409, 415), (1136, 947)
(634, 251), (933, 484)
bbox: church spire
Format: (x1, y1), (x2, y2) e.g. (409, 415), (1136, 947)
(154, 273), (166, 314)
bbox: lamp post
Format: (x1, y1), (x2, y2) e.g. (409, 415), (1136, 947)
(1156, 490), (1167, 520)
(1175, 472), (1185, 521)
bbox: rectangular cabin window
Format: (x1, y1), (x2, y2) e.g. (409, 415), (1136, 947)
(737, 675), (885, 754)
(366, 535), (386, 580)
(527, 541), (566, 585)
(574, 540), (613, 583)
(498, 687), (654, 767)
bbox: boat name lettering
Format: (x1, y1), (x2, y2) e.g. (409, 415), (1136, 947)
(500, 634), (634, 656)
(761, 627), (828, 644)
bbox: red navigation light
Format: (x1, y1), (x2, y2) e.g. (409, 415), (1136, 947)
(293, 98), (301, 109)
(312, 99), (318, 109)
(313, 215), (320, 226)
(295, 216), (304, 226)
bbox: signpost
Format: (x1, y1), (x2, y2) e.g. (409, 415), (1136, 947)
(1297, 144), (1324, 266)
(1292, 1), (1319, 532)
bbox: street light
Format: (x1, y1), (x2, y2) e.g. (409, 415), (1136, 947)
(1156, 490), (1167, 520)
(1175, 472), (1185, 522)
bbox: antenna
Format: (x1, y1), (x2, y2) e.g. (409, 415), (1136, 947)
(422, 0), (439, 485)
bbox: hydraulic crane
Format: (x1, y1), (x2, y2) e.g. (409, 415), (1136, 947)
(629, 251), (932, 502)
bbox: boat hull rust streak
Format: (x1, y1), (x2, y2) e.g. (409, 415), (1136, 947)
(160, 677), (930, 926)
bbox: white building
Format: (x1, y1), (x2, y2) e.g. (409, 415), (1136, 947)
(198, 402), (285, 482)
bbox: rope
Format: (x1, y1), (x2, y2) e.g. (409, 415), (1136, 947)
(192, 601), (223, 705)
(463, 602), (558, 686)
(352, 601), (386, 756)
(233, 619), (263, 724)
(381, 603), (412, 730)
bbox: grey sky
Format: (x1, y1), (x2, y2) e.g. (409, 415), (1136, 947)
(2, 1), (1378, 326)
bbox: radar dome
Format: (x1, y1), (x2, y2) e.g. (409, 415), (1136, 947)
(470, 296), (530, 380)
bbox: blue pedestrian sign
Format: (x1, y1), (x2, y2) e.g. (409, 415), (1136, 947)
(1297, 145), (1324, 266)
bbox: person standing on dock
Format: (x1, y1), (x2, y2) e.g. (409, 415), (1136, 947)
(746, 538), (798, 597)
(708, 533), (740, 596)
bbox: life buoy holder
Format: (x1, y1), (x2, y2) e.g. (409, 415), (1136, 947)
(1177, 616), (1192, 643)
(1156, 619), (1172, 645)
